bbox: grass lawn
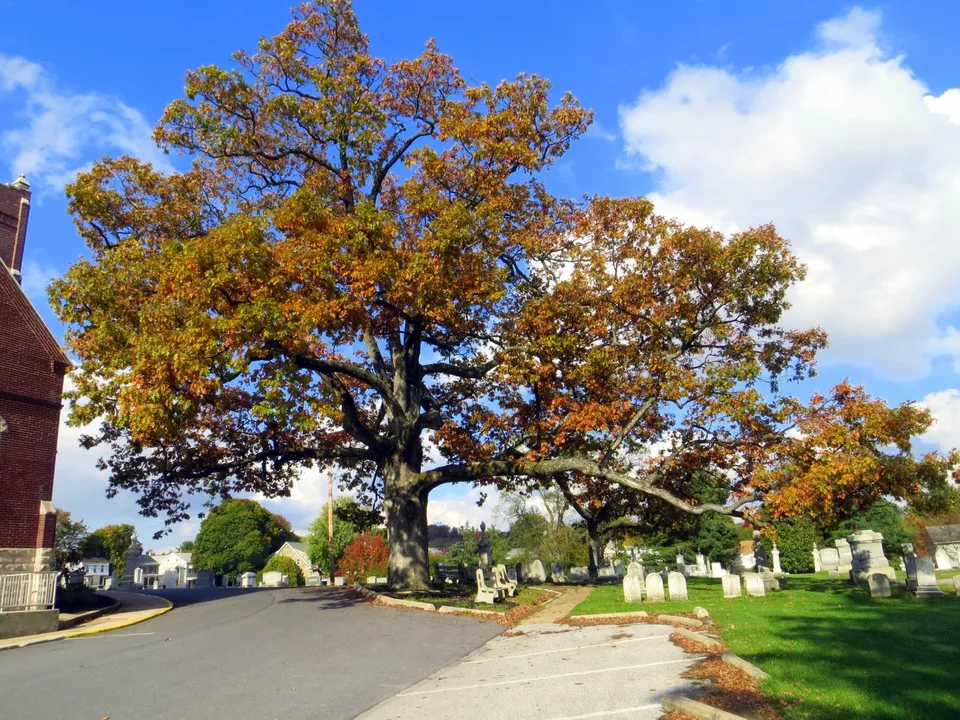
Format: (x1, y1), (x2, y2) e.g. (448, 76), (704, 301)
(571, 574), (960, 720)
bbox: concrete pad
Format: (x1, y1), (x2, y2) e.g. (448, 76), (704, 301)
(359, 622), (703, 720)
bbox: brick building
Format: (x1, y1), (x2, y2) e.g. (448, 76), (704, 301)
(0, 175), (69, 573)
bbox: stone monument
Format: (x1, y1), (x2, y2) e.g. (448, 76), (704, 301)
(710, 561), (725, 578)
(772, 543), (783, 574)
(676, 553), (686, 576)
(722, 574), (741, 598)
(848, 530), (895, 583)
(912, 556), (944, 598)
(644, 572), (665, 602)
(813, 544), (822, 572)
(477, 522), (492, 579)
(868, 573), (891, 598)
(551, 562), (567, 583)
(667, 571), (688, 601)
(744, 572), (766, 597)
(623, 563), (643, 603)
(121, 536), (143, 588)
(834, 538), (853, 574)
(527, 558), (546, 583)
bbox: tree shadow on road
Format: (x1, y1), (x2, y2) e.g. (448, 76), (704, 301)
(275, 586), (363, 610)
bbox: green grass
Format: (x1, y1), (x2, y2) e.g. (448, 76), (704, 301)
(571, 574), (960, 720)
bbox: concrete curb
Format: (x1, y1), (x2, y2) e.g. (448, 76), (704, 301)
(569, 611), (649, 620)
(57, 598), (121, 630)
(662, 694), (749, 720)
(720, 651), (771, 679)
(438, 606), (505, 618)
(64, 596), (173, 638)
(377, 595), (437, 612)
(671, 627), (723, 649)
(657, 614), (705, 628)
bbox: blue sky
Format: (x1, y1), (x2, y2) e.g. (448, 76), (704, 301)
(3, 1), (960, 546)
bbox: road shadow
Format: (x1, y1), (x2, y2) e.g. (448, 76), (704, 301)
(135, 587), (269, 607)
(275, 586), (362, 610)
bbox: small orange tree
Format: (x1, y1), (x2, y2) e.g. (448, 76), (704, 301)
(339, 533), (388, 582)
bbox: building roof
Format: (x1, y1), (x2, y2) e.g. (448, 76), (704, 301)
(926, 525), (960, 545)
(0, 258), (70, 367)
(82, 557), (109, 564)
(285, 542), (307, 555)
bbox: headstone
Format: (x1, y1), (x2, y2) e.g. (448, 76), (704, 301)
(507, 567), (518, 582)
(903, 544), (918, 590)
(754, 540), (770, 571)
(668, 572), (688, 601)
(819, 547), (840, 572)
(528, 559), (546, 583)
(334, 576), (345, 587)
(644, 572), (665, 602)
(912, 556), (944, 597)
(614, 560), (625, 577)
(623, 573), (644, 603)
(551, 563), (567, 583)
(366, 576), (377, 584)
(477, 522), (491, 571)
(772, 544), (783, 574)
(722, 574), (741, 599)
(569, 567), (589, 582)
(515, 562), (525, 583)
(133, 566), (144, 585)
(195, 570), (215, 588)
(868, 573), (891, 598)
(834, 538), (853, 574)
(696, 552), (707, 574)
(240, 571), (256, 588)
(627, 561), (643, 577)
(711, 562), (725, 578)
(953, 575), (960, 596)
(848, 530), (895, 582)
(262, 571), (285, 587)
(676, 553), (686, 576)
(813, 544), (823, 572)
(598, 566), (616, 578)
(744, 573), (766, 597)
(376, 577), (388, 584)
(121, 536), (143, 588)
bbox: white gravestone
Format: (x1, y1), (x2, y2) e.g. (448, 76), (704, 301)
(912, 556), (944, 597)
(262, 571), (285, 587)
(696, 552), (707, 572)
(528, 559), (546, 583)
(551, 563), (567, 583)
(903, 544), (918, 590)
(366, 576), (377, 584)
(722, 574), (741, 599)
(668, 571), (688, 601)
(820, 547), (840, 573)
(623, 573), (644, 603)
(676, 553), (687, 576)
(848, 530), (895, 582)
(772, 544), (783, 574)
(711, 562), (726, 578)
(614, 560), (625, 577)
(834, 538), (853, 574)
(644, 572), (665, 602)
(813, 544), (823, 572)
(627, 561), (643, 578)
(570, 567), (589, 582)
(240, 571), (256, 588)
(744, 573), (766, 597)
(868, 573), (891, 598)
(598, 566), (616, 578)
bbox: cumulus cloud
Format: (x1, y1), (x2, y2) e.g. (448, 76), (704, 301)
(618, 7), (960, 378)
(0, 54), (173, 192)
(920, 388), (960, 453)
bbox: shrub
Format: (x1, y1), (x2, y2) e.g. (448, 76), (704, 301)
(261, 555), (304, 587)
(339, 533), (389, 581)
(770, 517), (823, 573)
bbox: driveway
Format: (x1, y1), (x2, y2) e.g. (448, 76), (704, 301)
(0, 586), (501, 720)
(359, 621), (704, 720)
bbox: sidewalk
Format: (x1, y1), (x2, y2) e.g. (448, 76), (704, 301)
(0, 591), (172, 651)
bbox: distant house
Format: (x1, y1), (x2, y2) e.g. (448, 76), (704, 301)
(81, 557), (111, 589)
(925, 525), (960, 570)
(155, 551), (197, 588)
(0, 174), (69, 574)
(270, 541), (313, 577)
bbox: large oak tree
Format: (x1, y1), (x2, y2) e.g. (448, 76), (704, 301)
(54, 0), (953, 590)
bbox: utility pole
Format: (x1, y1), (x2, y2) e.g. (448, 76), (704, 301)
(327, 464), (335, 585)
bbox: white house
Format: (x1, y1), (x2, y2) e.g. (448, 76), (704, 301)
(81, 557), (111, 588)
(155, 551), (197, 588)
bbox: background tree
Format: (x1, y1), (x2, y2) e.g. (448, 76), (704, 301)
(261, 554), (304, 586)
(827, 500), (912, 561)
(52, 0), (953, 590)
(508, 511), (549, 562)
(690, 515), (741, 567)
(178, 540), (196, 552)
(307, 497), (359, 574)
(446, 525), (509, 567)
(269, 513), (301, 544)
(193, 499), (285, 576)
(80, 524), (135, 580)
(54, 509), (89, 569)
(339, 532), (389, 581)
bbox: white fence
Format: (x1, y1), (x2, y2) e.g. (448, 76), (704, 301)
(0, 572), (58, 611)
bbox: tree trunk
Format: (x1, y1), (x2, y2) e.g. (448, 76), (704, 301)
(587, 519), (600, 582)
(384, 464), (431, 591)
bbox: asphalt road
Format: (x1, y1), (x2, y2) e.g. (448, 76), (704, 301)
(0, 586), (502, 720)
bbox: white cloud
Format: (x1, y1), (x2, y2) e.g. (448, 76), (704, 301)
(618, 7), (960, 378)
(920, 388), (960, 453)
(19, 259), (58, 303)
(0, 54), (173, 192)
(429, 486), (504, 530)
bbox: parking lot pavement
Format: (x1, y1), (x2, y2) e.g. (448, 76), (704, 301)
(358, 621), (704, 720)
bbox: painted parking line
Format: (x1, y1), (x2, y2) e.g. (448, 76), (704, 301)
(541, 704), (662, 720)
(464, 635), (672, 664)
(397, 657), (704, 697)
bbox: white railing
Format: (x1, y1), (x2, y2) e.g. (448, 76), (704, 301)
(0, 571), (58, 611)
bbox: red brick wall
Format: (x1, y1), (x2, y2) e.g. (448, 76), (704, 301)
(0, 180), (64, 551)
(0, 181), (30, 274)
